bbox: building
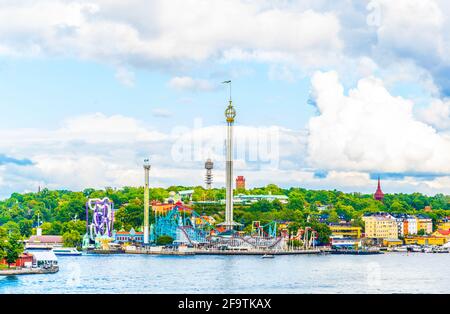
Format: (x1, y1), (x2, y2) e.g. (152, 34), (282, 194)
(26, 235), (63, 249)
(417, 216), (433, 234)
(329, 225), (362, 238)
(236, 176), (246, 190)
(392, 214), (419, 237)
(383, 239), (404, 247)
(392, 214), (406, 237)
(374, 177), (384, 201)
(362, 214), (398, 239)
(330, 237), (362, 249)
(178, 190), (194, 202)
(437, 219), (450, 231)
(432, 229), (450, 242)
(31, 251), (58, 268)
(404, 236), (447, 246)
(114, 228), (144, 244)
(233, 194), (289, 205)
(1, 253), (34, 268)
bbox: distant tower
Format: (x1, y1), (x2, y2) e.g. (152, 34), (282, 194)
(205, 159), (214, 189)
(236, 176), (246, 190)
(374, 176), (384, 202)
(143, 159), (151, 244)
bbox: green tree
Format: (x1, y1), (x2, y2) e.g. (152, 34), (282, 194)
(287, 191), (306, 211)
(5, 233), (24, 268)
(156, 235), (174, 246)
(327, 211), (340, 224)
(18, 219), (33, 237)
(0, 227), (7, 261)
(2, 221), (20, 235)
(62, 230), (82, 248)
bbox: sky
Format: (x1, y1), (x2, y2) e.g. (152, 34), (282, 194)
(0, 0), (450, 198)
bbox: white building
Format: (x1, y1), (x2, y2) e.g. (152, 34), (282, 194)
(406, 215), (418, 235)
(32, 251), (58, 268)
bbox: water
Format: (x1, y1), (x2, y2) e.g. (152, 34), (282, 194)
(0, 253), (449, 294)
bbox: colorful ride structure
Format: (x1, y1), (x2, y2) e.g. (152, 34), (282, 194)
(151, 203), (285, 250)
(291, 226), (318, 250)
(151, 202), (214, 245)
(83, 198), (115, 249)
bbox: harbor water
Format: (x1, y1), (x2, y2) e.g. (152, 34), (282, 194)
(1, 253), (450, 294)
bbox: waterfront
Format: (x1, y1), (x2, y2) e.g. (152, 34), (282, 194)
(1, 254), (450, 294)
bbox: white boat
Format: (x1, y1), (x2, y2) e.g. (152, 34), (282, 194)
(52, 247), (82, 256)
(392, 246), (408, 252)
(262, 254), (275, 259)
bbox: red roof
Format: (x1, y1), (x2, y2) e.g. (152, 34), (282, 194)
(436, 229), (450, 236)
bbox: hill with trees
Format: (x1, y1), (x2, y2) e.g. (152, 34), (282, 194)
(0, 185), (448, 244)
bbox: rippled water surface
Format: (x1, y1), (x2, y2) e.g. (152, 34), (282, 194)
(1, 253), (449, 294)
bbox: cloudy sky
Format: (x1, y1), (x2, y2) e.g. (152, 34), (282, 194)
(0, 0), (450, 198)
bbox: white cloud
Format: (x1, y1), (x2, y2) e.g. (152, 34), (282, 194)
(0, 110), (449, 198)
(417, 99), (450, 131)
(114, 67), (135, 87)
(152, 108), (172, 118)
(0, 1), (342, 69)
(168, 76), (216, 92)
(307, 71), (450, 175)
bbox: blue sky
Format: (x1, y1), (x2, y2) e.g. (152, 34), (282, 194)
(0, 0), (449, 198)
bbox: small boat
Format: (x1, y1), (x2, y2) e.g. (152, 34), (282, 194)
(392, 246), (408, 252)
(52, 247), (82, 256)
(262, 254), (275, 259)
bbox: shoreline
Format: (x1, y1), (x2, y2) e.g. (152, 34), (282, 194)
(0, 266), (59, 276)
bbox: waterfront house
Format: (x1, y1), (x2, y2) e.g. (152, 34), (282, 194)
(416, 215), (433, 234)
(362, 214), (398, 240)
(330, 237), (362, 249)
(392, 214), (421, 237)
(404, 236), (447, 246)
(26, 235), (63, 249)
(1, 253), (34, 268)
(114, 228), (144, 244)
(432, 229), (450, 242)
(32, 251), (58, 268)
(329, 224), (362, 239)
(383, 238), (404, 247)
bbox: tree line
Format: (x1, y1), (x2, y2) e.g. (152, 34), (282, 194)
(0, 185), (448, 246)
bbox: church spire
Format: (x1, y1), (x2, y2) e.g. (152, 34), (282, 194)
(374, 175), (384, 201)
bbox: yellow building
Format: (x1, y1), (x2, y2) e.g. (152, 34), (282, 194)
(417, 217), (433, 234)
(437, 221), (450, 230)
(362, 215), (398, 239)
(432, 229), (450, 242)
(383, 239), (404, 247)
(329, 225), (362, 238)
(404, 236), (447, 246)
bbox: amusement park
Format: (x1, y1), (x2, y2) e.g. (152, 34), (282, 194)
(80, 83), (321, 256)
